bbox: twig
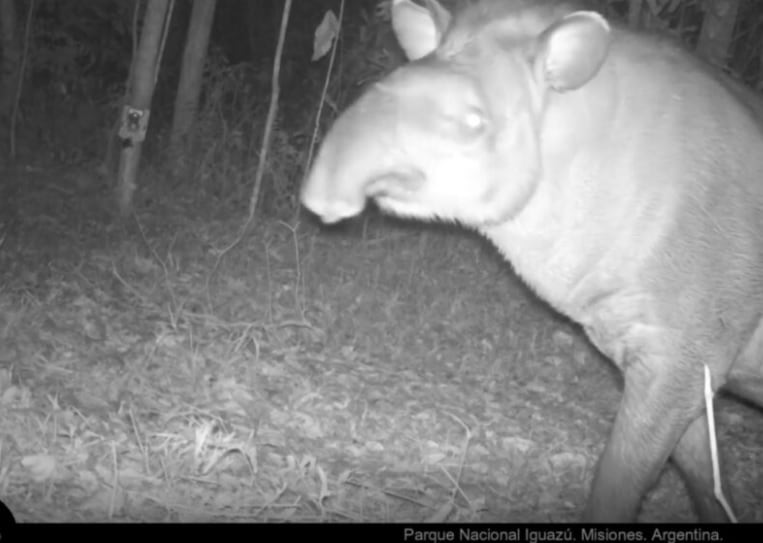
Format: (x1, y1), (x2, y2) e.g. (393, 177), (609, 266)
(9, 0), (36, 159)
(295, 0), (345, 225)
(704, 364), (737, 523)
(206, 0), (293, 298)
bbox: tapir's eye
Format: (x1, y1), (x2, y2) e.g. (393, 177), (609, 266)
(460, 107), (487, 139)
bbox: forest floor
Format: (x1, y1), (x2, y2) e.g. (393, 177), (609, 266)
(0, 162), (761, 523)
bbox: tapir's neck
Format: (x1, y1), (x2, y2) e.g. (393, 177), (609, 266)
(479, 38), (680, 320)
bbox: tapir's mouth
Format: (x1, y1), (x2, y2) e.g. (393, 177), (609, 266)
(302, 167), (425, 224)
(366, 168), (426, 202)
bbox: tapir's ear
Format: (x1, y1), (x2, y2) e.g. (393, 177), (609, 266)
(391, 0), (452, 61)
(534, 11), (612, 92)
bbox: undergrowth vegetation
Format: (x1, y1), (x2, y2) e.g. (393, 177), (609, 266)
(0, 167), (761, 521)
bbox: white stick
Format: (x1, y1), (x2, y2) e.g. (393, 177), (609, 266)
(704, 364), (737, 523)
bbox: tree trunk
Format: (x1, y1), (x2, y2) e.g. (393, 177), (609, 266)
(168, 0), (218, 177)
(116, 0), (172, 217)
(696, 0), (741, 69)
(627, 0), (643, 29)
(0, 0), (21, 149)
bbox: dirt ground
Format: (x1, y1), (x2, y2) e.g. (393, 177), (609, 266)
(0, 163), (761, 522)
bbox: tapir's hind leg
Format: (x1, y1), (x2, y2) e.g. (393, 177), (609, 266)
(667, 314), (763, 522)
(725, 318), (763, 408)
(583, 345), (707, 522)
(671, 414), (730, 522)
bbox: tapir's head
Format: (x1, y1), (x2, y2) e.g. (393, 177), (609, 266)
(301, 0), (612, 227)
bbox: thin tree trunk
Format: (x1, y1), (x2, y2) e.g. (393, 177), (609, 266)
(168, 0), (217, 177)
(116, 0), (172, 217)
(0, 0), (21, 148)
(627, 0), (643, 29)
(696, 0), (741, 68)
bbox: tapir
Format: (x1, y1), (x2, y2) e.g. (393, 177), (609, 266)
(301, 0), (763, 522)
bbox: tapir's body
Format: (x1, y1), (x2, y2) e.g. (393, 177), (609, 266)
(301, 0), (763, 522)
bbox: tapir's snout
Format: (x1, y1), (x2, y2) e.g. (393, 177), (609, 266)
(300, 87), (401, 224)
(300, 168), (367, 224)
(300, 143), (368, 224)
